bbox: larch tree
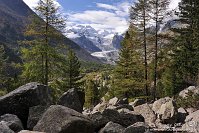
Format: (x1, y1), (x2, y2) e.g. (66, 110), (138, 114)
(0, 45), (7, 88)
(59, 49), (82, 91)
(149, 0), (170, 100)
(21, 0), (65, 85)
(111, 27), (145, 99)
(171, 0), (199, 87)
(130, 0), (151, 99)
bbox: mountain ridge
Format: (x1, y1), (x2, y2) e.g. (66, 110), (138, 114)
(0, 0), (101, 63)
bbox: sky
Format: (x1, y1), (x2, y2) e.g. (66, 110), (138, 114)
(23, 0), (181, 34)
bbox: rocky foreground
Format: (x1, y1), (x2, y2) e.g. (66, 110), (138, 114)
(0, 82), (199, 133)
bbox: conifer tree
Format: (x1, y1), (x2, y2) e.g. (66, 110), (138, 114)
(111, 27), (145, 98)
(0, 45), (7, 87)
(21, 0), (65, 85)
(84, 80), (99, 107)
(171, 0), (199, 86)
(130, 0), (151, 98)
(149, 0), (170, 100)
(60, 49), (82, 91)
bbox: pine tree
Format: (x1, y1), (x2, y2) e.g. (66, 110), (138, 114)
(149, 0), (170, 100)
(171, 0), (199, 86)
(59, 49), (82, 91)
(21, 0), (65, 85)
(0, 45), (7, 88)
(111, 27), (145, 98)
(130, 0), (151, 99)
(84, 80), (99, 107)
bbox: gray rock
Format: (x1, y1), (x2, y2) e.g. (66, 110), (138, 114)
(57, 88), (85, 112)
(0, 82), (52, 128)
(130, 99), (146, 107)
(182, 110), (199, 132)
(18, 130), (45, 133)
(124, 122), (149, 133)
(134, 104), (156, 126)
(152, 97), (171, 114)
(99, 121), (125, 133)
(0, 114), (23, 132)
(101, 109), (144, 127)
(0, 121), (14, 133)
(108, 97), (119, 106)
(179, 86), (199, 98)
(88, 112), (109, 131)
(27, 105), (48, 130)
(108, 97), (128, 106)
(102, 109), (121, 125)
(158, 100), (178, 124)
(92, 102), (107, 113)
(115, 104), (134, 111)
(117, 108), (132, 114)
(33, 105), (94, 133)
(177, 107), (188, 123)
(119, 111), (145, 127)
(186, 108), (197, 115)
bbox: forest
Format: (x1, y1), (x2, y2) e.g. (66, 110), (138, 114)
(0, 0), (199, 132)
(1, 0), (197, 106)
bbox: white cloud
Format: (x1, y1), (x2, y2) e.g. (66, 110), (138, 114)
(23, 0), (39, 8)
(96, 3), (118, 10)
(23, 0), (61, 9)
(169, 0), (181, 10)
(68, 1), (131, 34)
(23, 0), (131, 33)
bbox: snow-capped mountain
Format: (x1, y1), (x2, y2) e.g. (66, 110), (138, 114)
(66, 25), (124, 64)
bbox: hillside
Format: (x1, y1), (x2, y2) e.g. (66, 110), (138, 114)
(0, 0), (100, 63)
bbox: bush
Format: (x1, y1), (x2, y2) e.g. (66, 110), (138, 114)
(176, 92), (199, 109)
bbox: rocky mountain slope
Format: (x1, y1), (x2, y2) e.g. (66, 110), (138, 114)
(0, 82), (198, 133)
(66, 25), (124, 64)
(0, 0), (100, 63)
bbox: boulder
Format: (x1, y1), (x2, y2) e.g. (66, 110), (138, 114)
(117, 108), (132, 114)
(186, 108), (197, 115)
(99, 121), (125, 133)
(124, 122), (149, 133)
(182, 110), (199, 132)
(152, 97), (171, 114)
(101, 109), (144, 127)
(179, 86), (199, 98)
(88, 112), (109, 131)
(92, 102), (107, 113)
(130, 99), (146, 107)
(0, 114), (23, 132)
(177, 108), (188, 123)
(107, 104), (134, 111)
(117, 98), (128, 105)
(18, 130), (45, 133)
(33, 105), (94, 133)
(158, 100), (178, 124)
(101, 109), (121, 124)
(115, 104), (134, 111)
(57, 88), (85, 113)
(108, 97), (128, 106)
(0, 82), (52, 128)
(134, 104), (156, 126)
(27, 105), (48, 130)
(0, 121), (14, 133)
(119, 111), (145, 127)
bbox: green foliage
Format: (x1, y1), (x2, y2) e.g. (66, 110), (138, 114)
(171, 0), (199, 86)
(176, 92), (199, 110)
(55, 49), (82, 92)
(21, 0), (66, 85)
(0, 45), (7, 85)
(84, 80), (99, 107)
(110, 28), (145, 99)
